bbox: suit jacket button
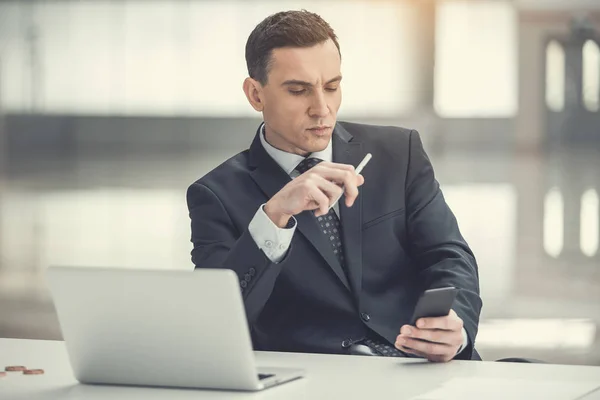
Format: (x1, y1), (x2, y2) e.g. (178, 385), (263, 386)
(249, 268), (256, 276)
(240, 280), (248, 288)
(341, 339), (352, 348)
(361, 312), (371, 322)
(244, 274), (251, 282)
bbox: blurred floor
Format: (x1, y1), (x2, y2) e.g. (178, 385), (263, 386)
(0, 141), (599, 366)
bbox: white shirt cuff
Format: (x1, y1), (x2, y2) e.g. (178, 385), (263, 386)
(457, 327), (469, 354)
(248, 204), (296, 263)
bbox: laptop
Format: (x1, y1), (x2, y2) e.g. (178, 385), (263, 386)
(46, 266), (305, 391)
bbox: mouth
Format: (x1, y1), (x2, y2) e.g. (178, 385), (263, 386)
(307, 126), (332, 136)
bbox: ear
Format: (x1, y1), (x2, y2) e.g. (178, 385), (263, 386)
(243, 77), (265, 112)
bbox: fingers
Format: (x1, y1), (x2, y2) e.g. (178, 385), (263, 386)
(314, 175), (344, 202)
(306, 185), (333, 217)
(305, 176), (343, 217)
(309, 162), (362, 186)
(318, 161), (356, 173)
(415, 310), (463, 332)
(399, 325), (463, 347)
(292, 162), (364, 215)
(394, 311), (464, 363)
(395, 335), (453, 356)
(307, 164), (363, 206)
(395, 332), (457, 363)
(356, 174), (365, 186)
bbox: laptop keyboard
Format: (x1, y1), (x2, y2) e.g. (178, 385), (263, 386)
(258, 373), (274, 380)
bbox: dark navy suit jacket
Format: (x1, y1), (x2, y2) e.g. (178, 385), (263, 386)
(187, 121), (482, 360)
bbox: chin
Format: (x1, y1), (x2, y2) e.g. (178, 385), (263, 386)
(294, 130), (331, 154)
(307, 140), (329, 153)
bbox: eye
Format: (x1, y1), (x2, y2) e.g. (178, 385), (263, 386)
(325, 86), (339, 92)
(289, 89), (306, 96)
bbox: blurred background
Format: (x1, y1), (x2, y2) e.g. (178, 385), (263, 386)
(0, 0), (599, 365)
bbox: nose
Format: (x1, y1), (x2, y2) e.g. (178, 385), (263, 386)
(308, 90), (330, 118)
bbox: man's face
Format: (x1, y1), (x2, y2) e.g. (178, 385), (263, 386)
(247, 39), (342, 156)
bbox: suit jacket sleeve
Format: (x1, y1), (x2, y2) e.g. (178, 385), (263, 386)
(405, 130), (482, 360)
(187, 182), (293, 324)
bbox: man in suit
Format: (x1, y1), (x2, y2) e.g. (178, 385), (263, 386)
(187, 10), (482, 362)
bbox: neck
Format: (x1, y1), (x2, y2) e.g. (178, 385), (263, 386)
(263, 124), (310, 157)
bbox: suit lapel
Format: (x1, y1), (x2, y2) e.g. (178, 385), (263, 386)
(248, 127), (351, 291)
(333, 125), (364, 301)
(248, 137), (292, 207)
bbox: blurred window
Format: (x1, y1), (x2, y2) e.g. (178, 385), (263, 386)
(0, 0), (416, 117)
(544, 187), (564, 258)
(582, 39), (600, 112)
(434, 0), (517, 117)
(545, 40), (565, 112)
(580, 188), (599, 257)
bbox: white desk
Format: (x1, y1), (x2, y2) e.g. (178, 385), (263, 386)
(1, 339), (599, 400)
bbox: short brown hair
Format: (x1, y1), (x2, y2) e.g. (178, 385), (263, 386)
(245, 10), (340, 85)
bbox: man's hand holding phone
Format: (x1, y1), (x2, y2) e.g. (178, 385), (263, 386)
(395, 287), (464, 362)
(395, 309), (464, 362)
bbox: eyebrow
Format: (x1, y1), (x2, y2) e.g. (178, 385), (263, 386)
(281, 75), (343, 87)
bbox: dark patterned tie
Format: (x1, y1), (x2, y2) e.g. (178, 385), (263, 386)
(362, 338), (405, 357)
(294, 158), (346, 271)
(294, 157), (405, 358)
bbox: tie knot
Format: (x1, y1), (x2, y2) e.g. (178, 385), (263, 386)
(295, 157), (323, 174)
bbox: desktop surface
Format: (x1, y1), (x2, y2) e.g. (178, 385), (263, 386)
(1, 338), (600, 400)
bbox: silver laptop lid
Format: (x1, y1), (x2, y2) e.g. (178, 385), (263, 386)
(46, 267), (260, 390)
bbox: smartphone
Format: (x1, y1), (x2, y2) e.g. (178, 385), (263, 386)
(410, 287), (458, 325)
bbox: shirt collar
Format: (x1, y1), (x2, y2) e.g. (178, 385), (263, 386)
(259, 123), (333, 175)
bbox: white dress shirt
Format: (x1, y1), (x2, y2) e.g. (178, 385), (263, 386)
(247, 123), (468, 354)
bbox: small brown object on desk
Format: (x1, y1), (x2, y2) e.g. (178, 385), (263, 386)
(23, 369), (45, 375)
(5, 366), (27, 372)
